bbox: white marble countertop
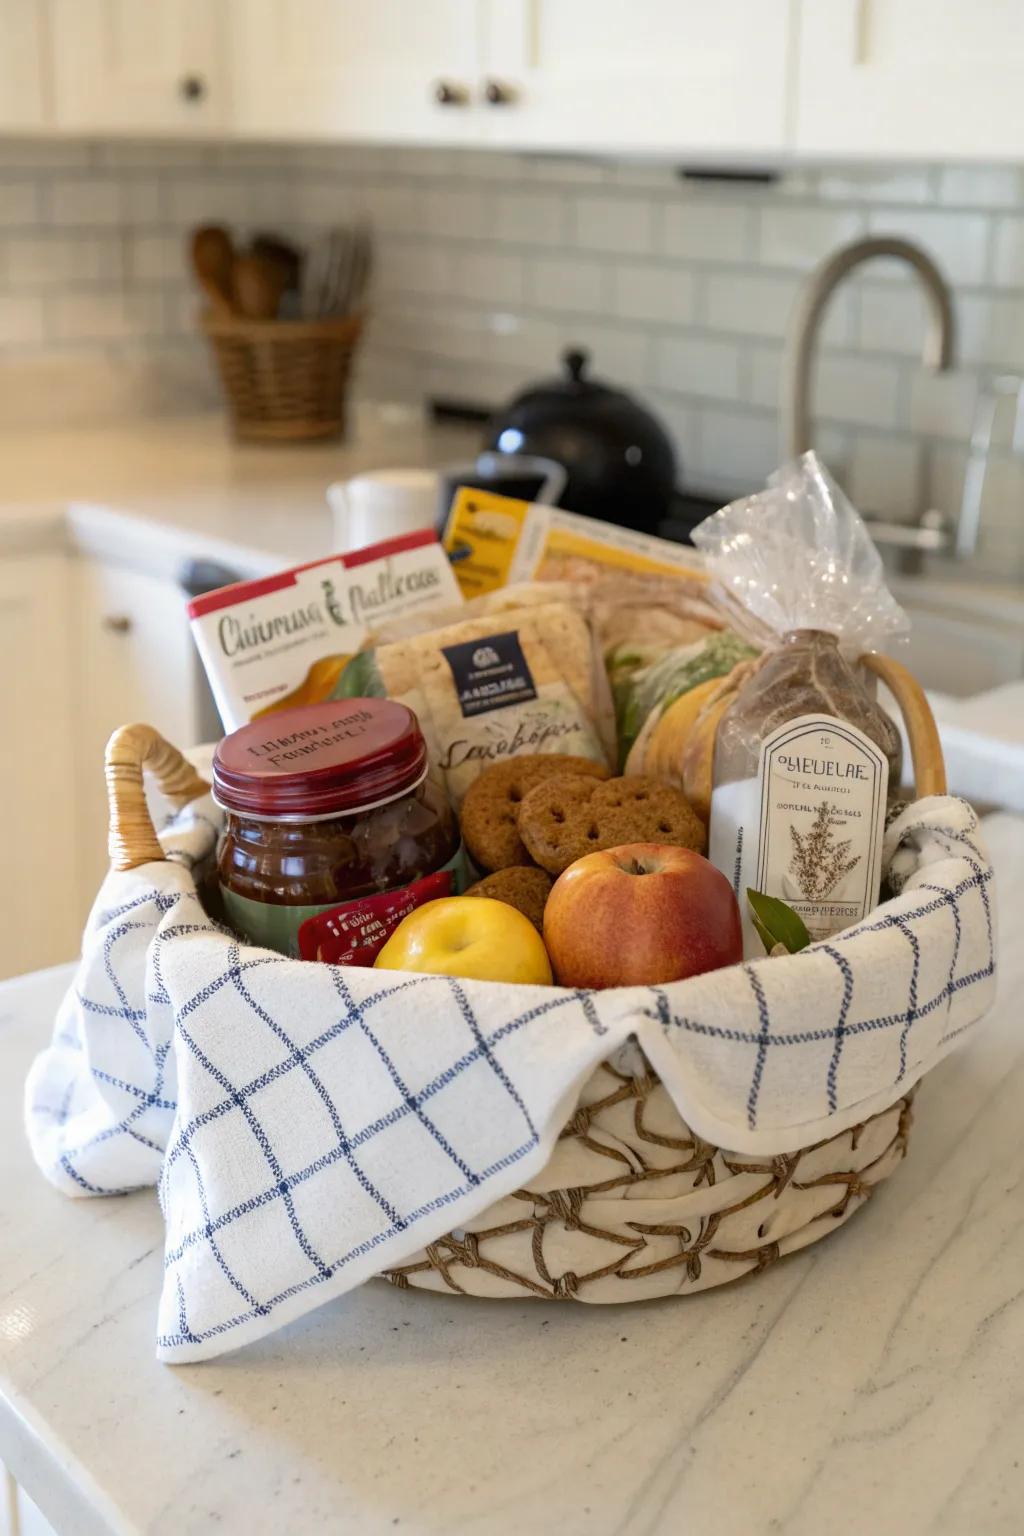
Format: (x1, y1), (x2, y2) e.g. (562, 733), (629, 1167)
(0, 404), (479, 580)
(1, 814), (1022, 1536)
(922, 682), (1024, 813)
(1, 405), (1022, 630)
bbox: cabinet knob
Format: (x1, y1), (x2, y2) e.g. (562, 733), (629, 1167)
(102, 614), (133, 634)
(179, 74), (206, 103)
(484, 78), (517, 106)
(434, 79), (469, 107)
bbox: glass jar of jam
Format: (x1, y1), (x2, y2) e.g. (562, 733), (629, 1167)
(213, 697), (462, 958)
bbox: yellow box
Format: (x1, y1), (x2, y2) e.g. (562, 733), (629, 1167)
(443, 486), (703, 597)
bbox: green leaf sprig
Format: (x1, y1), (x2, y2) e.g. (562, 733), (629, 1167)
(746, 889), (811, 956)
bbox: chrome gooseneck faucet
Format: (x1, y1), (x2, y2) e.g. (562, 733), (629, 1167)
(782, 236), (956, 461)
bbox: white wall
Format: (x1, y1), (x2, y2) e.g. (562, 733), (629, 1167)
(0, 138), (1022, 576)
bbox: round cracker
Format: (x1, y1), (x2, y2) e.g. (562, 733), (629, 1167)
(518, 773), (705, 874)
(460, 754), (609, 872)
(465, 866), (553, 932)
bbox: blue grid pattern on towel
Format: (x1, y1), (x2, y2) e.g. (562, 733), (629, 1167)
(641, 855), (994, 1129)
(29, 887), (184, 1195)
(25, 795), (996, 1358)
(157, 821), (991, 1350)
(26, 825), (216, 1197)
(155, 944), (599, 1351)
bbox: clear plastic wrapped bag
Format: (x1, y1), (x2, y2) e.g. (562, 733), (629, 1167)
(692, 453), (908, 955)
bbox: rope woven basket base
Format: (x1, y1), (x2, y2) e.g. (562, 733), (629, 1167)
(382, 1059), (914, 1302)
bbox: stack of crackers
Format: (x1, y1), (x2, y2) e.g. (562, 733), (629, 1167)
(463, 756), (704, 931)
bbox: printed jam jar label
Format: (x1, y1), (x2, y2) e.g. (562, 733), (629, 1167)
(221, 845), (466, 961)
(755, 714), (888, 942)
(297, 866), (458, 965)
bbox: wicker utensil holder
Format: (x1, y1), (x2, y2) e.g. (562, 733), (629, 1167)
(201, 310), (364, 443)
(105, 655), (945, 1304)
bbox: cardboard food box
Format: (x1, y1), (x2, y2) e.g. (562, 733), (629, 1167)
(442, 485), (703, 598)
(188, 530), (463, 731)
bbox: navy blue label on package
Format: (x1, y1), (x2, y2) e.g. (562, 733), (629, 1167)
(441, 630), (538, 717)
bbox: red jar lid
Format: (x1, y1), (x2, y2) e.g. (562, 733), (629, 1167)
(212, 698), (428, 821)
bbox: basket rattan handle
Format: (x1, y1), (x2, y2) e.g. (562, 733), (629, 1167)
(861, 651), (947, 797)
(105, 723), (211, 872)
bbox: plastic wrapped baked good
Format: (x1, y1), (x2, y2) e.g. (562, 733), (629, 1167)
(692, 453), (908, 954)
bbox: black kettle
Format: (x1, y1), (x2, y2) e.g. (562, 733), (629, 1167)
(483, 347), (679, 534)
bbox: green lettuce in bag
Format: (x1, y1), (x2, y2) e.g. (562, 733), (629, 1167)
(612, 628), (758, 771)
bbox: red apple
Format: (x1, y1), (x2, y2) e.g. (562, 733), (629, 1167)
(543, 842), (742, 990)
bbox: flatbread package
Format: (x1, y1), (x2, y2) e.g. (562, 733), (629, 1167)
(337, 601), (611, 806)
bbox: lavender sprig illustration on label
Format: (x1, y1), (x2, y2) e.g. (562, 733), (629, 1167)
(788, 800), (861, 902)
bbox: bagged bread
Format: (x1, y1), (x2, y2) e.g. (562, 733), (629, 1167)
(692, 453), (907, 955)
(337, 601), (611, 806)
(366, 581), (585, 646)
(567, 570), (748, 774)
(363, 567), (733, 780)
(585, 572), (722, 653)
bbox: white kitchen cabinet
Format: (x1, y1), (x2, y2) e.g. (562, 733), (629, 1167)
(0, 556), (80, 981)
(0, 0), (48, 130)
(49, 0), (226, 135)
(72, 557), (202, 911)
(0, 1471), (57, 1536)
(12, 0), (1024, 162)
(482, 0), (793, 157)
(229, 0), (484, 144)
(0, 549), (204, 982)
(794, 0), (1024, 161)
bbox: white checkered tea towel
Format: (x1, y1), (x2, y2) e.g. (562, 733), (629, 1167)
(25, 793), (995, 1362)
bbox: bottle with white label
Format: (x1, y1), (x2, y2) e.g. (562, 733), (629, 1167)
(708, 630), (902, 957)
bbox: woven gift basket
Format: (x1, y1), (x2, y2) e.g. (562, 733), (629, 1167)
(201, 309), (364, 443)
(101, 647), (948, 1307)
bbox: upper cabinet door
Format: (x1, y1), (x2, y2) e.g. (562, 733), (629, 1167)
(50, 0), (226, 134)
(795, 0), (1024, 160)
(230, 0), (484, 144)
(0, 0), (48, 130)
(481, 0), (792, 157)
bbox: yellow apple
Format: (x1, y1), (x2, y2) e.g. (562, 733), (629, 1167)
(375, 897), (553, 985)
